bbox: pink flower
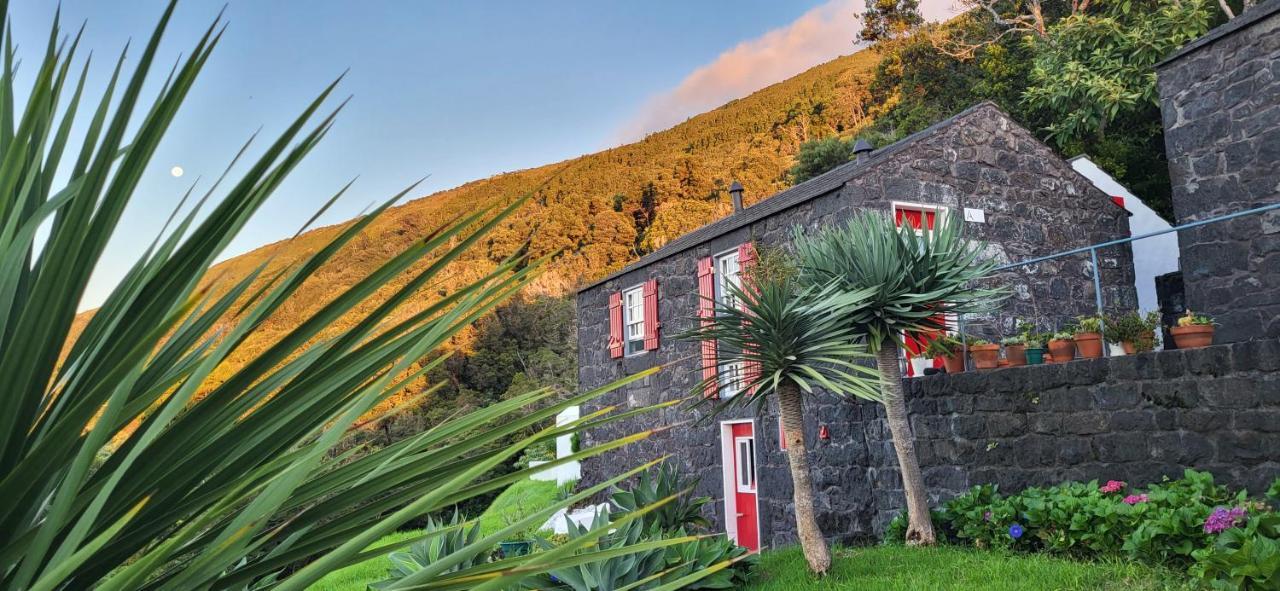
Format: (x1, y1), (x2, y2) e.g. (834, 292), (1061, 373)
(1099, 480), (1126, 494)
(1123, 494), (1148, 505)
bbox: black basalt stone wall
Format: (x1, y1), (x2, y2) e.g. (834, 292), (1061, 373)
(577, 103), (1140, 548)
(885, 339), (1280, 532)
(1157, 1), (1280, 342)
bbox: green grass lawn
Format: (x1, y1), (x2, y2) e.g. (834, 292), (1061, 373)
(308, 478), (561, 591)
(744, 545), (1193, 591)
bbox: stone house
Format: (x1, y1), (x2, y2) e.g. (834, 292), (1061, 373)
(575, 102), (1139, 549)
(1156, 0), (1280, 343)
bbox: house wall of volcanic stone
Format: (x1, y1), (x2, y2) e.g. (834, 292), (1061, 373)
(1157, 3), (1280, 342)
(576, 104), (1138, 547)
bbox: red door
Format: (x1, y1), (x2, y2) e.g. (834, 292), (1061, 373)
(730, 422), (759, 551)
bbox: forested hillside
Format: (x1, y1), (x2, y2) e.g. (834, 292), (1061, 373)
(196, 48), (883, 388)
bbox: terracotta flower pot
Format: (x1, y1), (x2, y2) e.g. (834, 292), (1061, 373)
(1171, 324), (1214, 349)
(1048, 339), (1076, 363)
(1025, 348), (1045, 365)
(1121, 331), (1156, 355)
(941, 353), (965, 374)
(970, 344), (1000, 369)
(1005, 344), (1027, 367)
(1074, 332), (1104, 359)
(997, 358), (1010, 368)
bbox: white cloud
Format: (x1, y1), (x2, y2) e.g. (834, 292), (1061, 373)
(615, 0), (961, 143)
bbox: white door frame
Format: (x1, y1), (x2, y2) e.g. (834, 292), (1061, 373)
(719, 418), (760, 549)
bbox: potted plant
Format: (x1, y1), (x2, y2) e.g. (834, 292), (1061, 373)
(1002, 335), (1027, 366)
(1024, 335), (1045, 365)
(926, 335), (965, 374)
(1048, 330), (1076, 363)
(1171, 310), (1215, 349)
(1073, 315), (1105, 359)
(1105, 311), (1159, 354)
(968, 338), (1000, 370)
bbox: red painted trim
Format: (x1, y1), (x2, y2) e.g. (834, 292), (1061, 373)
(607, 291), (624, 359)
(642, 279), (659, 351)
(698, 257), (718, 398)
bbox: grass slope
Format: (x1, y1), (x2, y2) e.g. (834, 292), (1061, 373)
(746, 545), (1192, 591)
(308, 479), (561, 591)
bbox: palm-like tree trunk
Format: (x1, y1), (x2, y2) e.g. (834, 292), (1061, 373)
(778, 383), (832, 573)
(875, 339), (936, 545)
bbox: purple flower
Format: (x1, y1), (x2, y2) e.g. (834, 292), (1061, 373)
(1009, 524), (1024, 539)
(1204, 507), (1248, 534)
(1123, 494), (1148, 505)
(983, 511), (993, 522)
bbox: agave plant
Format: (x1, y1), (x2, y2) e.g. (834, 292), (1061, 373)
(610, 463), (711, 533)
(0, 3), (719, 590)
(683, 255), (880, 574)
(371, 513), (483, 589)
(793, 211), (1005, 545)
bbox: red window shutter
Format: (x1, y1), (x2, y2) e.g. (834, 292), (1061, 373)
(607, 291), (624, 359)
(697, 257), (718, 398)
(737, 242), (761, 390)
(642, 279), (660, 351)
(924, 210), (936, 230)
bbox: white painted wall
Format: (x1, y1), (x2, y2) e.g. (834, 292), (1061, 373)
(529, 406), (581, 485)
(1070, 156), (1179, 313)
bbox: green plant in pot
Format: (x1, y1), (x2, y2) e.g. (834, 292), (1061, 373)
(1105, 311), (1160, 354)
(1001, 335), (1028, 366)
(1024, 335), (1046, 365)
(1073, 315), (1105, 359)
(968, 338), (1000, 369)
(1171, 310), (1215, 349)
(1048, 330), (1077, 363)
(926, 335), (966, 373)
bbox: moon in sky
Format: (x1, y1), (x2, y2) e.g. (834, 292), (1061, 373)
(170, 165), (184, 178)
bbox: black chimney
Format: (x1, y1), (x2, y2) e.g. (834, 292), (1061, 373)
(729, 180), (744, 213)
(853, 138), (874, 162)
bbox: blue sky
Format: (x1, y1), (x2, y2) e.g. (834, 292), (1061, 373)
(10, 1), (956, 309)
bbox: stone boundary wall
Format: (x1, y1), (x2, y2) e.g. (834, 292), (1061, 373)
(870, 338), (1280, 532)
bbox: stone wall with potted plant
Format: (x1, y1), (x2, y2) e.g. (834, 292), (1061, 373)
(1002, 335), (1027, 367)
(1073, 316), (1105, 359)
(969, 339), (1000, 369)
(1171, 310), (1215, 349)
(1106, 311), (1160, 354)
(926, 335), (965, 374)
(1048, 330), (1076, 363)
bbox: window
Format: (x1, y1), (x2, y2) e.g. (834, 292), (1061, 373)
(892, 202), (946, 235)
(715, 250), (742, 308)
(714, 250), (745, 396)
(735, 436), (756, 492)
(623, 286), (645, 355)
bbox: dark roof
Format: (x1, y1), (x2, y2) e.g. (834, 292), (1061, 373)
(579, 101), (1005, 292)
(1157, 0), (1280, 68)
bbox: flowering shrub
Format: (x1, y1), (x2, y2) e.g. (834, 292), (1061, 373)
(1123, 494), (1148, 505)
(908, 471), (1280, 590)
(1204, 507), (1249, 534)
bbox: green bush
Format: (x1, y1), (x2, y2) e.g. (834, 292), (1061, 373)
(918, 471), (1279, 590)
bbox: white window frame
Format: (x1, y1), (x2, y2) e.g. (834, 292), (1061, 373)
(734, 435), (757, 493)
(713, 249), (745, 396)
(890, 201), (949, 236)
(622, 284), (645, 356)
